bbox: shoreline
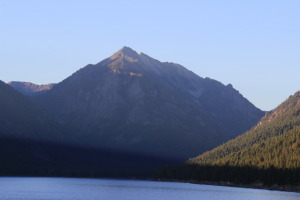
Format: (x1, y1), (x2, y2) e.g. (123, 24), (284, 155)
(1, 175), (299, 193)
(154, 178), (300, 193)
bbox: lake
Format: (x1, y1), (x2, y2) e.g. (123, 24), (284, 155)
(0, 177), (299, 200)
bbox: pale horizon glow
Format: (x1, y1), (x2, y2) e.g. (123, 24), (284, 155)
(1, 0), (299, 111)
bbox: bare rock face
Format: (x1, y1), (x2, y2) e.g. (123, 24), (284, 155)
(8, 81), (55, 96)
(35, 47), (264, 160)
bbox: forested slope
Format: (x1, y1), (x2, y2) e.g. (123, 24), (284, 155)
(157, 92), (300, 187)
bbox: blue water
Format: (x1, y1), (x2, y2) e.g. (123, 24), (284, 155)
(0, 177), (299, 200)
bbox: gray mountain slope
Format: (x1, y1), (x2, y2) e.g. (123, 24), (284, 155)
(35, 47), (264, 160)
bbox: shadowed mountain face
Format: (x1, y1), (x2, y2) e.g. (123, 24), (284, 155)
(8, 81), (55, 96)
(0, 80), (63, 142)
(0, 80), (176, 177)
(35, 47), (264, 160)
(189, 91), (300, 168)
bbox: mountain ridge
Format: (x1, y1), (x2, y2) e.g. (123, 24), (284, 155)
(8, 81), (56, 96)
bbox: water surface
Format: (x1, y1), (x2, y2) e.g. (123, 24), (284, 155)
(0, 177), (299, 200)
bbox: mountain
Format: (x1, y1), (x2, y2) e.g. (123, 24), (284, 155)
(8, 81), (55, 96)
(0, 80), (176, 177)
(157, 91), (300, 187)
(34, 47), (264, 160)
(0, 80), (64, 142)
(189, 91), (300, 168)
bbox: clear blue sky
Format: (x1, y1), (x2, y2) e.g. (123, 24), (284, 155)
(1, 0), (299, 111)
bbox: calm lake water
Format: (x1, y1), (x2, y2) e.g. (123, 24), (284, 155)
(0, 177), (299, 200)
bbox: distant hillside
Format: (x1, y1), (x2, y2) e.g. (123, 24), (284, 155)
(34, 47), (264, 160)
(0, 80), (63, 142)
(157, 91), (300, 186)
(8, 81), (55, 96)
(189, 91), (300, 169)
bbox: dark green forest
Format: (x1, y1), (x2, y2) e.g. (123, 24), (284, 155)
(157, 92), (300, 187)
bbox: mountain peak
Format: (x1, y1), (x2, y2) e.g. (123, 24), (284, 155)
(119, 46), (137, 54)
(110, 46), (140, 61)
